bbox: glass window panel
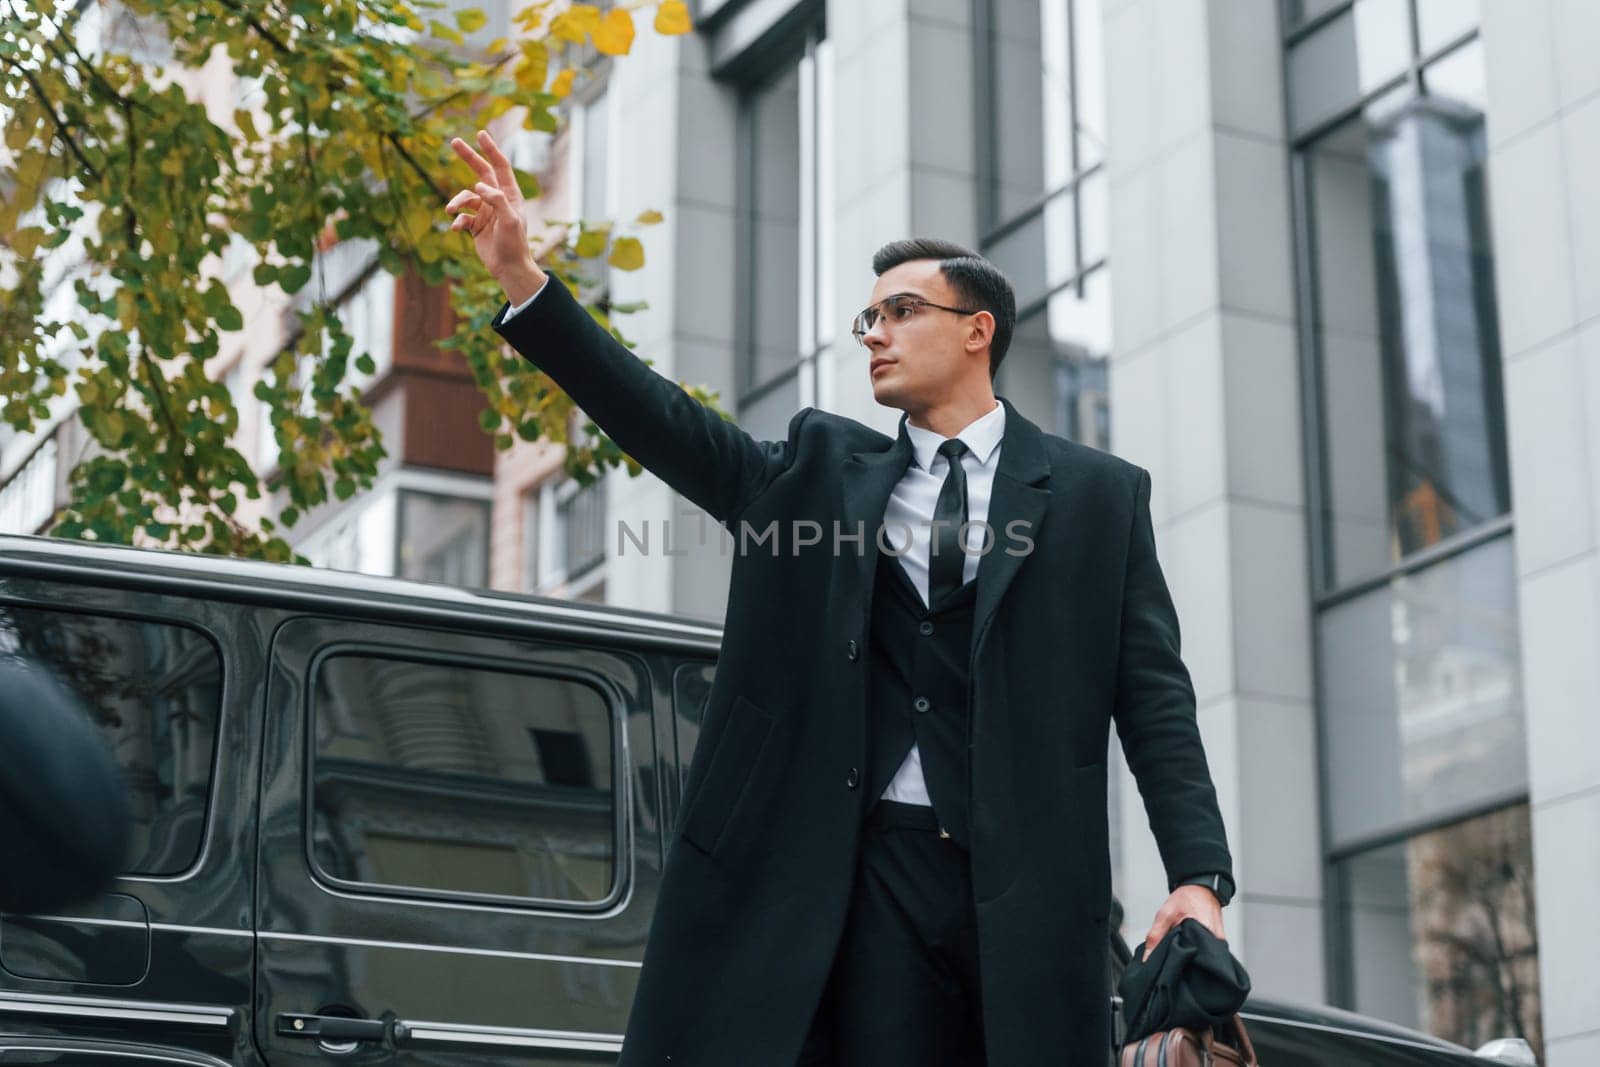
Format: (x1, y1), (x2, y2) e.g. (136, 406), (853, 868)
(398, 490), (489, 588)
(1282, 0), (1349, 35)
(1304, 79), (1509, 589)
(814, 38), (836, 349)
(1000, 270), (1111, 450)
(558, 478), (607, 581)
(1288, 0), (1412, 135)
(1416, 0), (1478, 56)
(1337, 805), (1541, 1058)
(1318, 536), (1525, 849)
(747, 62), (803, 394)
(1422, 37), (1486, 113)
(1079, 167), (1109, 267)
(985, 197), (1076, 312)
(1073, 0), (1107, 172)
(988, 0), (1102, 222)
(0, 605), (223, 875)
(312, 654), (616, 904)
(991, 9), (1052, 221)
(737, 370), (801, 443)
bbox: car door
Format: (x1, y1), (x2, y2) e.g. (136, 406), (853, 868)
(254, 613), (670, 1064)
(0, 574), (261, 1065)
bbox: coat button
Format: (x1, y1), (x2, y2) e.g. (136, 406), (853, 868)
(919, 620), (934, 636)
(846, 639), (859, 662)
(846, 767), (860, 789)
(913, 696), (931, 714)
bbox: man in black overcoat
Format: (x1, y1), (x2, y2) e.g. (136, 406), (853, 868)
(447, 130), (1234, 1067)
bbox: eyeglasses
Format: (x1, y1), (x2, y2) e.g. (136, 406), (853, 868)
(850, 293), (982, 346)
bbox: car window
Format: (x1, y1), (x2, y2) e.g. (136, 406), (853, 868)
(309, 652), (617, 905)
(0, 603), (223, 876)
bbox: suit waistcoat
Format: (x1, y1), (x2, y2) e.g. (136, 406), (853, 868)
(864, 549), (978, 848)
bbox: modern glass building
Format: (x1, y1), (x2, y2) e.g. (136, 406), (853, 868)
(4, 0), (1595, 1062)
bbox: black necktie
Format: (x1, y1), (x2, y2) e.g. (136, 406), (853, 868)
(929, 438), (970, 607)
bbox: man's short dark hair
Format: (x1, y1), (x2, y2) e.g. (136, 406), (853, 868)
(871, 238), (1018, 381)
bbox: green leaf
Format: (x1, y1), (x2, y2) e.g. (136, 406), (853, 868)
(428, 19), (464, 45)
(280, 264), (312, 294)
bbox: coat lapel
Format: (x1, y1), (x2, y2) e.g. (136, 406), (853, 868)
(839, 397), (1052, 654)
(841, 413), (915, 628)
(970, 397), (1051, 658)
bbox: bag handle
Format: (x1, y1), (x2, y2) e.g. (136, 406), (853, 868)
(1199, 1015), (1257, 1066)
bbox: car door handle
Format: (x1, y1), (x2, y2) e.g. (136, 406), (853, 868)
(276, 1012), (389, 1042)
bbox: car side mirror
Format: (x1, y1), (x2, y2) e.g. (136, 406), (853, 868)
(1474, 1038), (1538, 1065)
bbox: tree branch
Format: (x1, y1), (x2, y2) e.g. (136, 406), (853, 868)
(3, 55), (102, 182)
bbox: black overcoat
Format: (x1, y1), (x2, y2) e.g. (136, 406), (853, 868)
(492, 277), (1233, 1066)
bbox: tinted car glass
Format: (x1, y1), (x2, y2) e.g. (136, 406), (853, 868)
(0, 603), (223, 876)
(310, 652), (617, 904)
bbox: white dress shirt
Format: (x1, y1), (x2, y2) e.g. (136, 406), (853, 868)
(878, 399), (1006, 806)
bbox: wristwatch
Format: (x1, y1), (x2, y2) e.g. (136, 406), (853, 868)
(1176, 872), (1235, 907)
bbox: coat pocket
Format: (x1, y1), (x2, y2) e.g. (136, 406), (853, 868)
(680, 694), (775, 856)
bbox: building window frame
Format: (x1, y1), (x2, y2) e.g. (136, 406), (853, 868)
(732, 17), (829, 426)
(1279, 6), (1531, 1030)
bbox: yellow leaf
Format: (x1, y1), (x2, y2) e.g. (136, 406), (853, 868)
(6, 98), (40, 151)
(515, 40), (548, 91)
(569, 5), (602, 33)
(654, 0), (692, 35)
(634, 209), (664, 225)
(574, 228), (607, 258)
(10, 227), (43, 260)
(233, 108), (259, 141)
(455, 7), (487, 32)
(608, 236), (644, 271)
(548, 10), (588, 42)
(487, 36), (508, 53)
(401, 203), (433, 245)
(592, 9), (635, 55)
(550, 67), (575, 99)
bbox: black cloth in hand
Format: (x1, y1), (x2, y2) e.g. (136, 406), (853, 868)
(1117, 917), (1252, 1044)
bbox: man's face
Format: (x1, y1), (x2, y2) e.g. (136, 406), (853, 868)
(857, 260), (989, 412)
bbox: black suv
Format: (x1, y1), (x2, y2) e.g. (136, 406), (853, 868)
(0, 536), (1538, 1065)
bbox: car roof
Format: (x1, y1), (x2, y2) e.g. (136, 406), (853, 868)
(0, 534), (724, 653)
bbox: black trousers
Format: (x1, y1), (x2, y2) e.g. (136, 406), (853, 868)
(796, 800), (986, 1067)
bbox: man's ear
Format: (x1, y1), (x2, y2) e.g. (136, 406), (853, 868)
(966, 310), (994, 355)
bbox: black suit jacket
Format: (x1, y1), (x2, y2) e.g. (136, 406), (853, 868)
(491, 277), (1232, 1067)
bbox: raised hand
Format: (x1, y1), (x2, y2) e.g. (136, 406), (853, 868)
(447, 129), (547, 305)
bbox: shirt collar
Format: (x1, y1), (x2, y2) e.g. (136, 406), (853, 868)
(903, 399), (1006, 473)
